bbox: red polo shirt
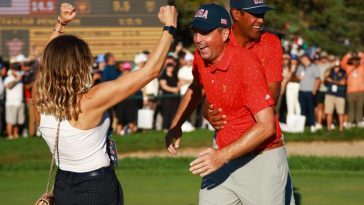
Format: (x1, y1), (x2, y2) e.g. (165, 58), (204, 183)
(230, 27), (284, 148)
(193, 40), (274, 149)
(229, 26), (283, 83)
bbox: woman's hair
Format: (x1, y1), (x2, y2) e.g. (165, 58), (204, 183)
(35, 35), (93, 120)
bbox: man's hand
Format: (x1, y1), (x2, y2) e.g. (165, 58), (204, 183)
(158, 5), (178, 27)
(202, 103), (226, 130)
(165, 127), (182, 155)
(312, 90), (317, 95)
(175, 42), (183, 53)
(59, 3), (76, 24)
(189, 148), (229, 177)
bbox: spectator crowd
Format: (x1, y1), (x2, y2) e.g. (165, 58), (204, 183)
(0, 35), (363, 139)
(278, 36), (364, 133)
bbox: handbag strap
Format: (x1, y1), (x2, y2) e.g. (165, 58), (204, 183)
(45, 120), (61, 194)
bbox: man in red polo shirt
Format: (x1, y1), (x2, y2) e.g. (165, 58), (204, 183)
(204, 0), (284, 164)
(205, 0), (282, 123)
(165, 3), (294, 205)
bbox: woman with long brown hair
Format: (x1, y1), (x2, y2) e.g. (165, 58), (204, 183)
(34, 3), (177, 205)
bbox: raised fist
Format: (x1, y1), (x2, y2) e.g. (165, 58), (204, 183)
(158, 5), (178, 27)
(59, 3), (76, 24)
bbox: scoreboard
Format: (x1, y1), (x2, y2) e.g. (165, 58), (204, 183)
(0, 0), (167, 61)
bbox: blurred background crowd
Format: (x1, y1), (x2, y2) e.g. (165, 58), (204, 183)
(0, 33), (363, 139)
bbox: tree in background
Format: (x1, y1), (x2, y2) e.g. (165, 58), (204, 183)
(174, 0), (363, 55)
(261, 0), (363, 55)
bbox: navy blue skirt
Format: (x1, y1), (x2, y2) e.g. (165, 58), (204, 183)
(54, 166), (123, 205)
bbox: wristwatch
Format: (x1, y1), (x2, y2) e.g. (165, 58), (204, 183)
(163, 26), (177, 36)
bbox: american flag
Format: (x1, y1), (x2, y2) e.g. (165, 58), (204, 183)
(221, 18), (227, 25)
(0, 0), (29, 14)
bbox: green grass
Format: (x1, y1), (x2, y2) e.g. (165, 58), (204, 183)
(119, 127), (364, 144)
(1, 127), (363, 163)
(284, 127), (364, 142)
(1, 157), (364, 205)
(116, 129), (213, 153)
(1, 129), (364, 204)
(0, 130), (213, 168)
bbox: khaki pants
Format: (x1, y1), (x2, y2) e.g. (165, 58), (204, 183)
(199, 147), (295, 205)
(325, 95), (345, 114)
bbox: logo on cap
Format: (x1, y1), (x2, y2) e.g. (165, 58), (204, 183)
(230, 0), (274, 14)
(191, 3), (231, 32)
(221, 18), (227, 25)
(195, 9), (209, 19)
(254, 0), (264, 4)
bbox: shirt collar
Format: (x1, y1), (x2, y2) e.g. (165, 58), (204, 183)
(230, 24), (263, 49)
(207, 41), (234, 73)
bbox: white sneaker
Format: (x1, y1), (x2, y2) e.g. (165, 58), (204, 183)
(310, 126), (317, 132)
(357, 121), (364, 128)
(344, 122), (354, 129)
(36, 128), (41, 137)
(331, 124), (336, 129)
(22, 128), (28, 138)
(315, 123), (323, 130)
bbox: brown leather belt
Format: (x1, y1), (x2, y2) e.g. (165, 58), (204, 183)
(255, 140), (284, 155)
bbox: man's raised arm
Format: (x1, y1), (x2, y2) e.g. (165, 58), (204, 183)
(165, 78), (203, 154)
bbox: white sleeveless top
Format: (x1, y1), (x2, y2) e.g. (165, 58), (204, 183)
(39, 113), (111, 173)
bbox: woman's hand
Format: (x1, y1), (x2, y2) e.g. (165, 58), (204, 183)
(59, 3), (76, 24)
(158, 5), (178, 27)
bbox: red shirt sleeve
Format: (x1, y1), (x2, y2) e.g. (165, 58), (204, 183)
(240, 50), (275, 115)
(263, 33), (283, 83)
(192, 50), (202, 83)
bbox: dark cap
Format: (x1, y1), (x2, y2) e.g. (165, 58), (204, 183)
(300, 53), (312, 61)
(191, 4), (231, 32)
(349, 52), (361, 61)
(230, 0), (274, 14)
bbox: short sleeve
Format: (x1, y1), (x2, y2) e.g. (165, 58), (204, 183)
(314, 65), (321, 78)
(241, 50), (275, 115)
(296, 65), (303, 76)
(158, 71), (167, 81)
(264, 34), (283, 83)
(4, 76), (12, 86)
(192, 51), (202, 84)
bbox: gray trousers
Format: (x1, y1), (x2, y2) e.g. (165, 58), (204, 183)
(199, 147), (295, 205)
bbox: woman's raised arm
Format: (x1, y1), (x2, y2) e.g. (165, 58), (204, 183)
(82, 5), (178, 115)
(46, 3), (76, 45)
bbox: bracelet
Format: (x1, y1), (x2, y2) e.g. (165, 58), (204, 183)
(53, 27), (64, 33)
(57, 16), (68, 26)
(163, 26), (177, 36)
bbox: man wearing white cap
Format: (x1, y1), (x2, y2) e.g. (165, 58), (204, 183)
(4, 63), (25, 139)
(178, 52), (194, 96)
